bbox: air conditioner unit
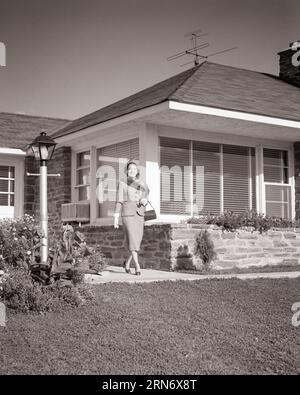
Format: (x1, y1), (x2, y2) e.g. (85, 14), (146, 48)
(61, 202), (90, 222)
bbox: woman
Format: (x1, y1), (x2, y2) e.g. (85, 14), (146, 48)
(113, 160), (149, 275)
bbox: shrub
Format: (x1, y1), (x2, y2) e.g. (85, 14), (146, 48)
(0, 217), (106, 313)
(85, 245), (107, 273)
(0, 268), (49, 313)
(187, 210), (300, 233)
(194, 230), (217, 270)
(0, 268), (92, 313)
(67, 268), (85, 285)
(0, 214), (42, 270)
(51, 226), (107, 274)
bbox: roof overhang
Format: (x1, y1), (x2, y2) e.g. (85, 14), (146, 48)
(169, 101), (300, 130)
(53, 100), (300, 146)
(0, 147), (26, 156)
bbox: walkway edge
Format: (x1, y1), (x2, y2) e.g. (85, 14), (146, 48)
(84, 267), (300, 284)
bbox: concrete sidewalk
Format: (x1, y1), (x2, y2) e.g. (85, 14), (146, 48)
(84, 265), (300, 284)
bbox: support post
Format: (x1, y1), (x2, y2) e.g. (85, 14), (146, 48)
(40, 163), (48, 264)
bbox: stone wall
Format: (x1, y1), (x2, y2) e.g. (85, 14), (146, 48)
(74, 223), (173, 270)
(170, 224), (300, 270)
(73, 222), (300, 271)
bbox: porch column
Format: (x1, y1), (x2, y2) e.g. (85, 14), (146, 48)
(139, 123), (160, 218)
(293, 142), (300, 219)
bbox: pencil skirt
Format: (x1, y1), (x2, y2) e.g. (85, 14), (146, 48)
(122, 213), (145, 252)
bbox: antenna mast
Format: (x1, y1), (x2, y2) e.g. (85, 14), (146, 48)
(167, 28), (237, 67)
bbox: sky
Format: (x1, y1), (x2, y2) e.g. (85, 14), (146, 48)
(0, 0), (299, 120)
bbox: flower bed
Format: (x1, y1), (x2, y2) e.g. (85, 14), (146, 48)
(0, 216), (107, 313)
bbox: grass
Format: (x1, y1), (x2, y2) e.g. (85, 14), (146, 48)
(176, 264), (300, 276)
(0, 278), (300, 375)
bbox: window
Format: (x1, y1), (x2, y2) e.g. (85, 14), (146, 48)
(160, 137), (256, 216)
(264, 148), (288, 183)
(263, 148), (291, 219)
(0, 165), (15, 219)
(0, 165), (14, 206)
(75, 151), (90, 201)
(193, 141), (220, 215)
(160, 137), (191, 215)
(223, 145), (256, 214)
(96, 138), (139, 218)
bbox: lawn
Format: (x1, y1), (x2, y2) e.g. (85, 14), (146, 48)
(0, 278), (299, 375)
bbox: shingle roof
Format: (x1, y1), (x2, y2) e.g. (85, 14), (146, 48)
(50, 60), (300, 139)
(0, 113), (69, 150)
(51, 66), (198, 139)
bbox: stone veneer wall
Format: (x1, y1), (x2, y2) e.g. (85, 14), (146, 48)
(73, 223), (300, 271)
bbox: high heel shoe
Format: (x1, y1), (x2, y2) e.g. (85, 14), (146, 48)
(123, 260), (131, 274)
(135, 270), (141, 276)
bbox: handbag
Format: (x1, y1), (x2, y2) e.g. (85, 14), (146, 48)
(143, 201), (157, 221)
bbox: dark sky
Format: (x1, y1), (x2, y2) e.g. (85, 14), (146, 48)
(0, 0), (299, 119)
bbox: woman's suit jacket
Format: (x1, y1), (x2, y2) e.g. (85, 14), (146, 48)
(114, 177), (150, 217)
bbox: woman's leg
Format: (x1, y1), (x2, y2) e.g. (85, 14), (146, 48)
(125, 254), (132, 269)
(131, 250), (141, 272)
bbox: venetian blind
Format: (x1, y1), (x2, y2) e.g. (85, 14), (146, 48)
(193, 141), (221, 215)
(96, 138), (139, 218)
(223, 145), (256, 214)
(160, 137), (191, 215)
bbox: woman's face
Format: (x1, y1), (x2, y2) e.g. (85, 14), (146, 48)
(127, 163), (138, 178)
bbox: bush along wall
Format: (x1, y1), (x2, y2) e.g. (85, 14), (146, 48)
(74, 220), (300, 272)
(170, 224), (300, 271)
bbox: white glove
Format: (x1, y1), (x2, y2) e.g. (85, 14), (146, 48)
(140, 198), (148, 207)
(113, 213), (119, 229)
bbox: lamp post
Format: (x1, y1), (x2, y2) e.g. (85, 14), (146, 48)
(28, 132), (57, 265)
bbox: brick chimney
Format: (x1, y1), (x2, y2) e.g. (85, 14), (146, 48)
(278, 41), (300, 87)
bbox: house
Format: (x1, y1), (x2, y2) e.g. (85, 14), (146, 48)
(0, 42), (300, 270)
(47, 41), (300, 227)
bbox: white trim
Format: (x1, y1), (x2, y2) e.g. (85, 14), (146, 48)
(262, 147), (295, 219)
(157, 124), (293, 149)
(248, 147), (252, 210)
(264, 182), (292, 186)
(0, 156), (24, 218)
(189, 140), (193, 216)
(55, 99), (300, 146)
(0, 148), (26, 156)
(289, 146), (296, 220)
(257, 145), (265, 215)
(54, 102), (169, 145)
(90, 146), (97, 223)
(220, 144), (224, 214)
(169, 101), (300, 129)
(71, 150), (77, 202)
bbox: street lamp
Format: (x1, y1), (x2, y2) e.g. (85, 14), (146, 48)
(28, 132), (57, 265)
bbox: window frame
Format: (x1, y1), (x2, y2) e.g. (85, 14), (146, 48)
(0, 156), (23, 219)
(95, 138), (139, 221)
(0, 165), (15, 207)
(262, 146), (294, 219)
(74, 150), (91, 203)
(159, 137), (257, 217)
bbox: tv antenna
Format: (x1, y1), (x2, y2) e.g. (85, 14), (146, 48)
(167, 28), (237, 67)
